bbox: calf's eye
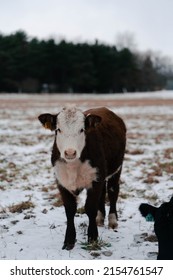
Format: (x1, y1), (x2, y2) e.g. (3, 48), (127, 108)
(80, 128), (84, 133)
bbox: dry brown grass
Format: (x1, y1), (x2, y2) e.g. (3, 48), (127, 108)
(51, 193), (63, 207)
(143, 175), (160, 184)
(160, 162), (173, 173)
(127, 149), (144, 155)
(144, 234), (158, 242)
(164, 148), (173, 159)
(9, 201), (35, 213)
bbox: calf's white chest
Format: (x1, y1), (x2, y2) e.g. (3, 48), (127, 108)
(54, 159), (97, 192)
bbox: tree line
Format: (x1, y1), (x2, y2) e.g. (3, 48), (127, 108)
(0, 31), (169, 93)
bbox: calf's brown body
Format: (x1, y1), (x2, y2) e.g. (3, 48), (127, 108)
(39, 106), (126, 250)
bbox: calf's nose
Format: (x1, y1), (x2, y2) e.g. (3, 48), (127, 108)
(64, 149), (77, 160)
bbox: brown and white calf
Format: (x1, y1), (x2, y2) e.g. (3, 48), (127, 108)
(38, 105), (126, 250)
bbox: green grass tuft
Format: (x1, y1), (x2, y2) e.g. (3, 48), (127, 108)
(81, 238), (111, 251)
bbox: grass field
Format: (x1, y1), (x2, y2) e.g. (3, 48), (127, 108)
(0, 91), (173, 259)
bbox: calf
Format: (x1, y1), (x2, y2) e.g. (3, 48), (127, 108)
(139, 196), (173, 260)
(38, 105), (126, 250)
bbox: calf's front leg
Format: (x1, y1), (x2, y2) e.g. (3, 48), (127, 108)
(85, 182), (103, 242)
(59, 185), (77, 250)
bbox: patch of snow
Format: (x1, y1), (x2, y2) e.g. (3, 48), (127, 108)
(0, 92), (173, 260)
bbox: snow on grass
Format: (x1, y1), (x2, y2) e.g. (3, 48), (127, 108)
(0, 91), (173, 260)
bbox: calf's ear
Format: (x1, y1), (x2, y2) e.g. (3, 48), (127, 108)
(38, 113), (57, 131)
(139, 203), (157, 221)
(170, 196), (173, 205)
(85, 114), (102, 129)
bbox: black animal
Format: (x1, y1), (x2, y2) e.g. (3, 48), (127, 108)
(38, 105), (126, 250)
(139, 196), (173, 260)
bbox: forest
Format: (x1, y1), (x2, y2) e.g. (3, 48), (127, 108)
(0, 31), (170, 93)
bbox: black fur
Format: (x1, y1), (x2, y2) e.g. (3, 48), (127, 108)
(139, 196), (173, 260)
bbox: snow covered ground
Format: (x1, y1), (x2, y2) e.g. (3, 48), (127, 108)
(0, 91), (173, 260)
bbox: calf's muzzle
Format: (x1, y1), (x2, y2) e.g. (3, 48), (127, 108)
(64, 149), (77, 160)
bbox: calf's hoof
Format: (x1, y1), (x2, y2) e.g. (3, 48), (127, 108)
(108, 213), (118, 229)
(62, 243), (75, 250)
(96, 210), (105, 226)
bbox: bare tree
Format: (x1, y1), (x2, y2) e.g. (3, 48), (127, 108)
(115, 31), (137, 51)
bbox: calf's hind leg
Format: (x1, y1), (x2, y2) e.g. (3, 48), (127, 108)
(107, 172), (121, 229)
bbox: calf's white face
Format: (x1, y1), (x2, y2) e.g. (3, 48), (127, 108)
(38, 105), (101, 163)
(56, 106), (86, 162)
(38, 105), (102, 191)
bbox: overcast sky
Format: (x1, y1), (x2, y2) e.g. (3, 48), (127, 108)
(0, 0), (173, 59)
